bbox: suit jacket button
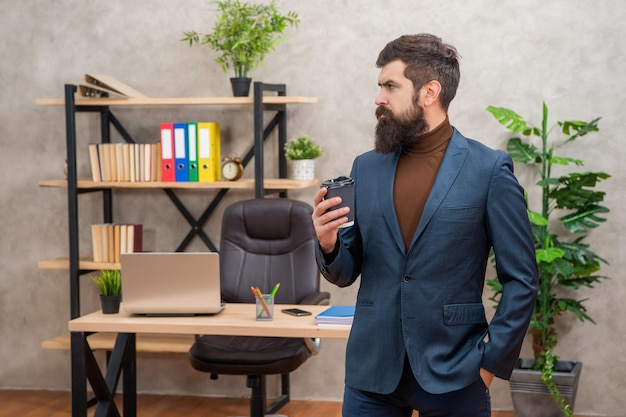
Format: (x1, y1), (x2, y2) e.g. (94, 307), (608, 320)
(403, 275), (411, 282)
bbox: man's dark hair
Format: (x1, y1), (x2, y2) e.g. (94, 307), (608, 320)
(376, 34), (460, 111)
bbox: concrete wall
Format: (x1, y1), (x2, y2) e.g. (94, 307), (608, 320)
(1, 1), (624, 415)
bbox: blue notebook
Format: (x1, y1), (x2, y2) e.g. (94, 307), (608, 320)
(315, 305), (355, 326)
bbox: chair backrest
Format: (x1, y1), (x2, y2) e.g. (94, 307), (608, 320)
(219, 198), (320, 304)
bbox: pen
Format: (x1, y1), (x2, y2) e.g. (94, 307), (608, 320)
(270, 283), (280, 297)
(253, 286), (272, 317)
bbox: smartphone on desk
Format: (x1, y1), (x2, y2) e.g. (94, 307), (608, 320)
(281, 308), (312, 316)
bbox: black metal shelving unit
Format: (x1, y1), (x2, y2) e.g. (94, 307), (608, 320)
(60, 82), (300, 320)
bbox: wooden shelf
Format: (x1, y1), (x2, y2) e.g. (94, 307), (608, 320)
(42, 333), (194, 353)
(36, 96), (318, 107)
(38, 255), (119, 271)
(39, 178), (320, 190)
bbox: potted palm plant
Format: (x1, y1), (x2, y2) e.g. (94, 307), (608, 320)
(284, 134), (322, 180)
(487, 103), (610, 417)
(92, 270), (122, 314)
(182, 0), (300, 96)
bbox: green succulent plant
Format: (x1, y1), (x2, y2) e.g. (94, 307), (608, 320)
(284, 135), (322, 160)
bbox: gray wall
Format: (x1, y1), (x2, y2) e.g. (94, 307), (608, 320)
(1, 0), (624, 415)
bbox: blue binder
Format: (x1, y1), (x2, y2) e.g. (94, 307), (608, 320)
(173, 123), (188, 182)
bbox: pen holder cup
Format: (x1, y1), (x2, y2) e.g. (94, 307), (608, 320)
(255, 294), (275, 321)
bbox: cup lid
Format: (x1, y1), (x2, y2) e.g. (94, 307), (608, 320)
(321, 176), (354, 188)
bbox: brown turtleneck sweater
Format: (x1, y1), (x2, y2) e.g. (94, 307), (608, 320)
(393, 118), (453, 251)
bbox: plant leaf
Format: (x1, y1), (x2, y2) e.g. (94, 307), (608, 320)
(487, 106), (534, 134)
(560, 205), (610, 233)
(528, 210), (548, 226)
(559, 118), (601, 143)
(549, 155), (583, 166)
(536, 247), (565, 264)
(506, 138), (541, 163)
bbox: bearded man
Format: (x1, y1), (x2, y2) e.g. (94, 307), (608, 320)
(312, 34), (538, 417)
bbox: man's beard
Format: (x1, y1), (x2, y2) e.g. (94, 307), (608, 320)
(374, 104), (429, 153)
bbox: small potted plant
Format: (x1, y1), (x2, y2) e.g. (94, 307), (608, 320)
(487, 103), (610, 417)
(284, 135), (322, 180)
(92, 270), (122, 314)
(182, 0), (300, 96)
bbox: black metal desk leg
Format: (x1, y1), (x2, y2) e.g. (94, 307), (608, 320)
(71, 331), (137, 417)
(123, 334), (137, 417)
(70, 332), (88, 417)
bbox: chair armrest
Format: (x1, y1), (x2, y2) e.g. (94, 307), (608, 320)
(300, 292), (331, 355)
(300, 291), (331, 305)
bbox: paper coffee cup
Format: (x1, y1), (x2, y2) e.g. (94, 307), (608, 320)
(321, 176), (355, 228)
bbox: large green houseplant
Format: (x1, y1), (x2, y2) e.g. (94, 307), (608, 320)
(487, 103), (610, 416)
(182, 0), (300, 96)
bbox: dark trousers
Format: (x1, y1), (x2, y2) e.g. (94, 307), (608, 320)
(342, 357), (491, 417)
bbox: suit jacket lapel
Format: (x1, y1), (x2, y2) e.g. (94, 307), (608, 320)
(377, 151), (406, 254)
(411, 129), (468, 248)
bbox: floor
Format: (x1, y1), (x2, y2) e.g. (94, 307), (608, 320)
(0, 389), (604, 417)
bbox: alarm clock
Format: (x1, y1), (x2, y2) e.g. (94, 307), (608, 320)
(221, 154), (244, 181)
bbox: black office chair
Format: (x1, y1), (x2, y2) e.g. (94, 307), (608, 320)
(188, 198), (330, 417)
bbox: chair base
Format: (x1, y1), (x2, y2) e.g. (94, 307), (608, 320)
(248, 374), (290, 417)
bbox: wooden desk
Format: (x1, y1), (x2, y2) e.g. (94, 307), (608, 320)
(68, 304), (350, 417)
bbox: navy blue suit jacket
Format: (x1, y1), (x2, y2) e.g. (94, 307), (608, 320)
(317, 128), (538, 395)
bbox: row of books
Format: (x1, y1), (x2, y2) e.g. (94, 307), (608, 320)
(91, 224), (143, 263)
(160, 122), (221, 182)
(315, 305), (354, 328)
(87, 122), (222, 183)
(88, 143), (161, 182)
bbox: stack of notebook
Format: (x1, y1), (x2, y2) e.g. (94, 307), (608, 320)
(315, 305), (355, 328)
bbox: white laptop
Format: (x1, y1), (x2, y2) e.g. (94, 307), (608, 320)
(120, 252), (224, 316)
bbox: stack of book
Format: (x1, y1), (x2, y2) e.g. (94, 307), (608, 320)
(91, 224), (143, 263)
(315, 305), (355, 328)
(160, 122), (221, 182)
(88, 143), (161, 182)
(77, 73), (147, 98)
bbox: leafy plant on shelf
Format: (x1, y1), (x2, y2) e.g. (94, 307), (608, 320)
(284, 135), (322, 160)
(92, 270), (122, 297)
(487, 103), (610, 416)
(182, 0), (300, 79)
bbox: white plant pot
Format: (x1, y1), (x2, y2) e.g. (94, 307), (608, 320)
(288, 159), (315, 180)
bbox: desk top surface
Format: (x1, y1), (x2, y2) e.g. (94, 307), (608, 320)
(69, 303), (350, 339)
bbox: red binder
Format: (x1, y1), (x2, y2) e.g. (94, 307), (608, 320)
(160, 123), (175, 182)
